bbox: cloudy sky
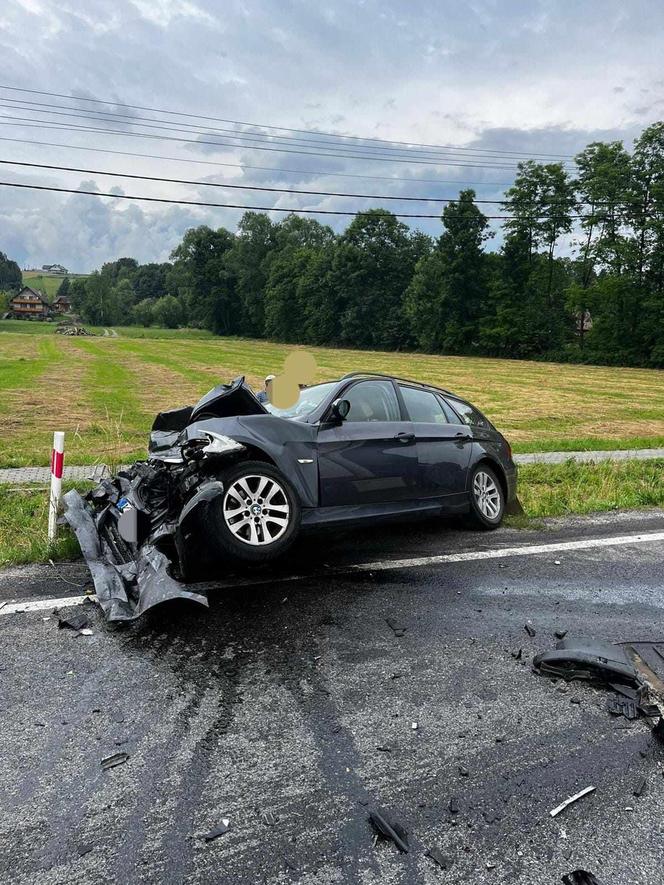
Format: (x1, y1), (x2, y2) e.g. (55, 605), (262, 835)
(0, 0), (662, 271)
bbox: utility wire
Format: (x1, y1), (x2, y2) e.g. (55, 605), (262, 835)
(0, 158), (564, 204)
(0, 133), (516, 188)
(0, 84), (577, 161)
(0, 179), (597, 219)
(0, 112), (566, 170)
(0, 97), (574, 164)
(2, 158), (642, 207)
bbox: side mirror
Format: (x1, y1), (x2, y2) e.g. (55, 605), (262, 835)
(331, 398), (351, 421)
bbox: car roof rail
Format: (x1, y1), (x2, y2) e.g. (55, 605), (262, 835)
(340, 371), (454, 397)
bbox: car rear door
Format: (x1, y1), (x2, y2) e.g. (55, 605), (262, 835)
(316, 379), (419, 506)
(397, 384), (473, 498)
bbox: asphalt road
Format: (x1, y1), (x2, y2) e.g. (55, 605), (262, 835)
(1, 508), (664, 885)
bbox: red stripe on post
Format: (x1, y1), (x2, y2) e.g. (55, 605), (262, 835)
(51, 450), (64, 479)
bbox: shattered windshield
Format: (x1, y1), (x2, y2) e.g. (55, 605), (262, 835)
(264, 382), (338, 419)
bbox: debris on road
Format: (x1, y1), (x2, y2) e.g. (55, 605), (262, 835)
(368, 808), (409, 853)
(606, 697), (638, 720)
(524, 623), (536, 637)
(561, 871), (604, 885)
(100, 752), (130, 771)
(426, 846), (453, 870)
(549, 785), (596, 817)
(534, 638), (640, 685)
(57, 611), (90, 632)
(555, 629), (568, 639)
(202, 820), (230, 841)
(633, 777), (647, 797)
(386, 617), (407, 637)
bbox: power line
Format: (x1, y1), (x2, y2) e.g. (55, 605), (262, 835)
(0, 158), (529, 204)
(0, 134), (517, 188)
(0, 112), (566, 170)
(0, 102), (560, 166)
(0, 179), (595, 219)
(0, 84), (577, 161)
(0, 98), (573, 165)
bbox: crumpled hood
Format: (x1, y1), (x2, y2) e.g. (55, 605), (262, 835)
(152, 375), (266, 434)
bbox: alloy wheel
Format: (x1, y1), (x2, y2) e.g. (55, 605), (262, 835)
(222, 474), (291, 546)
(473, 470), (502, 520)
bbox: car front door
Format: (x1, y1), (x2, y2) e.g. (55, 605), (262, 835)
(316, 379), (419, 507)
(397, 384), (473, 498)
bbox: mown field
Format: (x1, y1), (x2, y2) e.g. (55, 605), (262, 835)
(21, 270), (88, 298)
(0, 320), (663, 469)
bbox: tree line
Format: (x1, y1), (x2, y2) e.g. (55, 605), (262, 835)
(4, 122), (664, 368)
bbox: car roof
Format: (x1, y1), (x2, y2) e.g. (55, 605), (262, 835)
(338, 371), (456, 398)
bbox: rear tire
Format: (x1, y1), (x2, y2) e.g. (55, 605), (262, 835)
(466, 463), (505, 530)
(210, 460), (301, 563)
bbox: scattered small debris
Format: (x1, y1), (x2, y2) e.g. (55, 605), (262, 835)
(57, 612), (90, 632)
(634, 777), (647, 797)
(77, 843), (93, 857)
(458, 766), (469, 777)
(550, 785), (596, 818)
(555, 630), (568, 640)
(554, 560), (561, 565)
(486, 860), (496, 869)
(562, 871), (604, 885)
(426, 846), (452, 870)
(368, 808), (409, 853)
(524, 623), (536, 638)
(376, 745), (391, 753)
(78, 628), (94, 636)
(606, 697), (638, 720)
(570, 696), (581, 705)
(100, 752), (129, 771)
(511, 648), (523, 660)
(202, 820), (230, 841)
(411, 722), (418, 731)
(449, 797), (460, 814)
(386, 618), (407, 638)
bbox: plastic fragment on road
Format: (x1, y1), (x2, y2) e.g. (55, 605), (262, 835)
(524, 623), (536, 637)
(101, 752), (130, 771)
(426, 846), (452, 869)
(634, 777), (647, 797)
(533, 638), (641, 685)
(368, 808), (409, 853)
(561, 871), (604, 885)
(606, 697), (639, 720)
(57, 611), (90, 632)
(203, 820), (230, 841)
(549, 785), (596, 817)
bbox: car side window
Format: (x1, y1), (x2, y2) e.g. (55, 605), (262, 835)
(446, 397), (491, 428)
(399, 386), (451, 424)
(344, 381), (401, 422)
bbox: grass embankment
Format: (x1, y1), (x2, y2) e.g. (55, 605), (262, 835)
(0, 483), (85, 567)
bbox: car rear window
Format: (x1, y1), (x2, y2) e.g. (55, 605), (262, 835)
(446, 397), (492, 429)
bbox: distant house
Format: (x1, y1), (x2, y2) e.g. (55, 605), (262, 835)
(53, 293), (71, 313)
(42, 263), (68, 274)
(8, 286), (51, 319)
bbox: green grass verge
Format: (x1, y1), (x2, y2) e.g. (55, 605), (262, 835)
(0, 482), (90, 567)
(517, 459), (664, 518)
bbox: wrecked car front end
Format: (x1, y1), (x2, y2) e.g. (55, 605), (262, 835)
(64, 378), (263, 621)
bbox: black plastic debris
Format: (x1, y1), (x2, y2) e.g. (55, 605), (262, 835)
(426, 846), (452, 870)
(562, 871), (604, 885)
(202, 820), (230, 841)
(369, 809), (409, 853)
(524, 623), (536, 637)
(606, 697), (639, 720)
(449, 797), (461, 814)
(386, 618), (407, 638)
(634, 777), (647, 797)
(100, 752), (129, 771)
(555, 629), (568, 640)
(57, 611), (90, 632)
(533, 638), (640, 685)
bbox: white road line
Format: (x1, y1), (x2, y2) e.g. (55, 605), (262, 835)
(1, 530), (663, 615)
(0, 594), (92, 615)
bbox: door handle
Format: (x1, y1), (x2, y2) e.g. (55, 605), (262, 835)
(455, 432), (472, 441)
(395, 432), (415, 443)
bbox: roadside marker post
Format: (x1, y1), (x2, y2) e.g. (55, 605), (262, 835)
(48, 431), (65, 542)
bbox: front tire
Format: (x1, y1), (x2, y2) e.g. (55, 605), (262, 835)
(211, 460), (301, 563)
(466, 464), (505, 530)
